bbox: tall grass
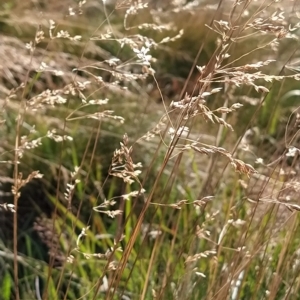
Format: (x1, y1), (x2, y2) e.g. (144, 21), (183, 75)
(1, 0), (300, 299)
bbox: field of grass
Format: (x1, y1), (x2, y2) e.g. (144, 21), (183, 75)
(1, 0), (300, 299)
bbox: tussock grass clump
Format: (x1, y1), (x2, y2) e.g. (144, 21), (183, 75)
(1, 0), (300, 299)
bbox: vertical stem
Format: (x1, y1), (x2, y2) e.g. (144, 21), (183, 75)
(13, 116), (21, 300)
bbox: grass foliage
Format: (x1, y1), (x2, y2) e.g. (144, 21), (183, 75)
(1, 0), (300, 299)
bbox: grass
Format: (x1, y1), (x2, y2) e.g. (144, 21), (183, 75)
(1, 0), (300, 299)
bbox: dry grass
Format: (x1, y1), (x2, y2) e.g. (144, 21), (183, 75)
(1, 0), (300, 299)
